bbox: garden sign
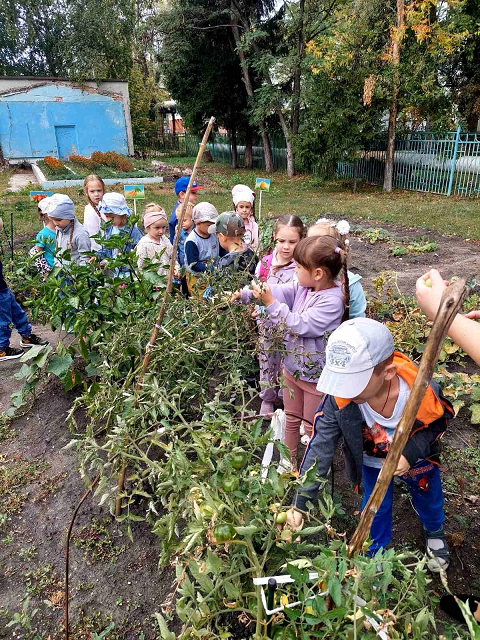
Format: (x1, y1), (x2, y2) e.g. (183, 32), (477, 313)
(255, 178), (271, 223)
(124, 184), (145, 215)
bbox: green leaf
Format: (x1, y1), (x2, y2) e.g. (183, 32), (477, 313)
(154, 613), (176, 640)
(234, 525), (259, 536)
(46, 354), (74, 377)
(19, 344), (47, 362)
(327, 575), (342, 607)
(471, 403), (480, 425)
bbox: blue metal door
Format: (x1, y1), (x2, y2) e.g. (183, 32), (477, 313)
(55, 125), (77, 159)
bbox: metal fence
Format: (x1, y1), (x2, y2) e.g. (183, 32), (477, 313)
(340, 128), (480, 197)
(137, 128), (480, 197)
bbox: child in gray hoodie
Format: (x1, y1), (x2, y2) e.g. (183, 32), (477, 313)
(41, 194), (91, 267)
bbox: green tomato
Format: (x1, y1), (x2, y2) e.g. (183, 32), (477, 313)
(199, 504), (214, 518)
(231, 451), (248, 470)
(274, 511), (287, 525)
(213, 523), (236, 542)
(222, 477), (239, 492)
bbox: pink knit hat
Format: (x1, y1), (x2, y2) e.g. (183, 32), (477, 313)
(143, 208), (167, 228)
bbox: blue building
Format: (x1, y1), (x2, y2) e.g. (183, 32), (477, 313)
(0, 77), (134, 161)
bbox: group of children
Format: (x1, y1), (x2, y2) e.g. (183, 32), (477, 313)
(4, 172), (480, 605)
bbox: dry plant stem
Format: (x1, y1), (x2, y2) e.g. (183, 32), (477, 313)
(114, 116), (216, 517)
(348, 278), (467, 556)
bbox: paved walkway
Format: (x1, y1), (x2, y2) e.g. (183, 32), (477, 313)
(8, 170), (37, 192)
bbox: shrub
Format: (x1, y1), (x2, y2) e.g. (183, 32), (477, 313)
(43, 156), (68, 176)
(69, 154), (100, 170)
(91, 151), (134, 172)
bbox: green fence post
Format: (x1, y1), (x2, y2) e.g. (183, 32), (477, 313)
(447, 126), (461, 196)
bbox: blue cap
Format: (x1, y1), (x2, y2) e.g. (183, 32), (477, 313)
(174, 176), (204, 195)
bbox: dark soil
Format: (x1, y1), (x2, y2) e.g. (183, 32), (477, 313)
(348, 221), (480, 295)
(0, 375), (175, 639)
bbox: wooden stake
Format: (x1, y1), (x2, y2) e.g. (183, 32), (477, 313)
(114, 116), (216, 516)
(348, 278), (467, 556)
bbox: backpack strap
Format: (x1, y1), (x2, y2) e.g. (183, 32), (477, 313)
(258, 253), (273, 281)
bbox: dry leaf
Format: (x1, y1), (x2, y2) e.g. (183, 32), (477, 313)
(447, 531), (465, 547)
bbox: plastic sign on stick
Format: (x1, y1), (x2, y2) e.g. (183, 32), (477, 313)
(124, 185), (145, 199)
(255, 178), (271, 192)
(30, 191), (53, 202)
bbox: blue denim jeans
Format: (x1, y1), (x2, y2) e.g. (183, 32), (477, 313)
(362, 460), (445, 553)
(0, 288), (32, 348)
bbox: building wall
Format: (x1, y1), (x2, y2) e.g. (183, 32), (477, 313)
(0, 78), (134, 159)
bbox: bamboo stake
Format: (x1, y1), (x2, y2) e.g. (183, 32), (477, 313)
(348, 278), (467, 556)
(114, 116), (216, 516)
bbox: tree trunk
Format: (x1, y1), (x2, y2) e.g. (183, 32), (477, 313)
(231, 126), (238, 169)
(245, 128), (253, 169)
(230, 10), (273, 172)
(292, 0), (305, 137)
(383, 0), (404, 193)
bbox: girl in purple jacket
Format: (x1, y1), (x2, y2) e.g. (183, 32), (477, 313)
(235, 235), (347, 469)
(255, 215), (305, 415)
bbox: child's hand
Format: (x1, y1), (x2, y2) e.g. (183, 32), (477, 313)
(465, 310), (480, 320)
(251, 281), (275, 306)
(282, 508), (304, 542)
(230, 291), (241, 303)
(415, 269), (449, 320)
(393, 455), (410, 476)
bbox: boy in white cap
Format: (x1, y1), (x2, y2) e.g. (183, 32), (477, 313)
(41, 194), (91, 267)
(184, 202), (219, 274)
(287, 317), (453, 572)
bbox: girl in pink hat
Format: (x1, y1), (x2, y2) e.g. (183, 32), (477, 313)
(136, 203), (179, 281)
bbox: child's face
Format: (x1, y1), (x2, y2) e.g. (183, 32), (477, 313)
(106, 213), (127, 228)
(85, 181), (104, 205)
(236, 201), (252, 219)
(195, 220), (212, 236)
(50, 217), (71, 229)
(179, 190), (199, 204)
(294, 262), (331, 289)
(275, 225), (301, 261)
(351, 362), (397, 404)
(181, 214), (194, 231)
(147, 218), (167, 241)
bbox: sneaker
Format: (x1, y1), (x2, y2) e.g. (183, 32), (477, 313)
(424, 527), (450, 572)
(301, 434), (310, 446)
(0, 346), (24, 361)
(260, 401), (274, 416)
(20, 333), (49, 348)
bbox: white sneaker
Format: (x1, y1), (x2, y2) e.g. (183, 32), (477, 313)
(301, 434), (310, 446)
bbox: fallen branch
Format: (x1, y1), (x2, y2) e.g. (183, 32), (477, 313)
(348, 278), (467, 556)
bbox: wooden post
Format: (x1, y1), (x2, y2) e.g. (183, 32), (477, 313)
(114, 117), (216, 517)
(348, 278), (467, 556)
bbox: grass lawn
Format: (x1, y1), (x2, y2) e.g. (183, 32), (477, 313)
(1, 161), (479, 244)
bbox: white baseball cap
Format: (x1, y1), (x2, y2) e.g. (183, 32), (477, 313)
(317, 318), (395, 398)
(192, 201), (218, 223)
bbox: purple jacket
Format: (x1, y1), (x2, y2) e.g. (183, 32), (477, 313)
(241, 282), (344, 382)
(255, 250), (297, 285)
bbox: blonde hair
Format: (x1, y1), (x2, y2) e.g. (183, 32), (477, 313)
(83, 174), (105, 219)
(144, 202), (164, 214)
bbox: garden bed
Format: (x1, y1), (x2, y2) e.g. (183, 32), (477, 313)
(33, 153), (164, 189)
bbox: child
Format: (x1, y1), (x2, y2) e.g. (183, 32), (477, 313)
(169, 176), (204, 244)
(256, 215), (305, 415)
(184, 202), (219, 296)
(308, 219), (366, 318)
(136, 203), (179, 280)
(234, 235), (347, 466)
(0, 235), (48, 361)
(211, 212), (258, 276)
(82, 174), (107, 251)
(96, 192), (143, 269)
(176, 202), (195, 268)
(30, 201), (56, 276)
(289, 317), (453, 572)
(232, 184), (258, 250)
(40, 194), (91, 267)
